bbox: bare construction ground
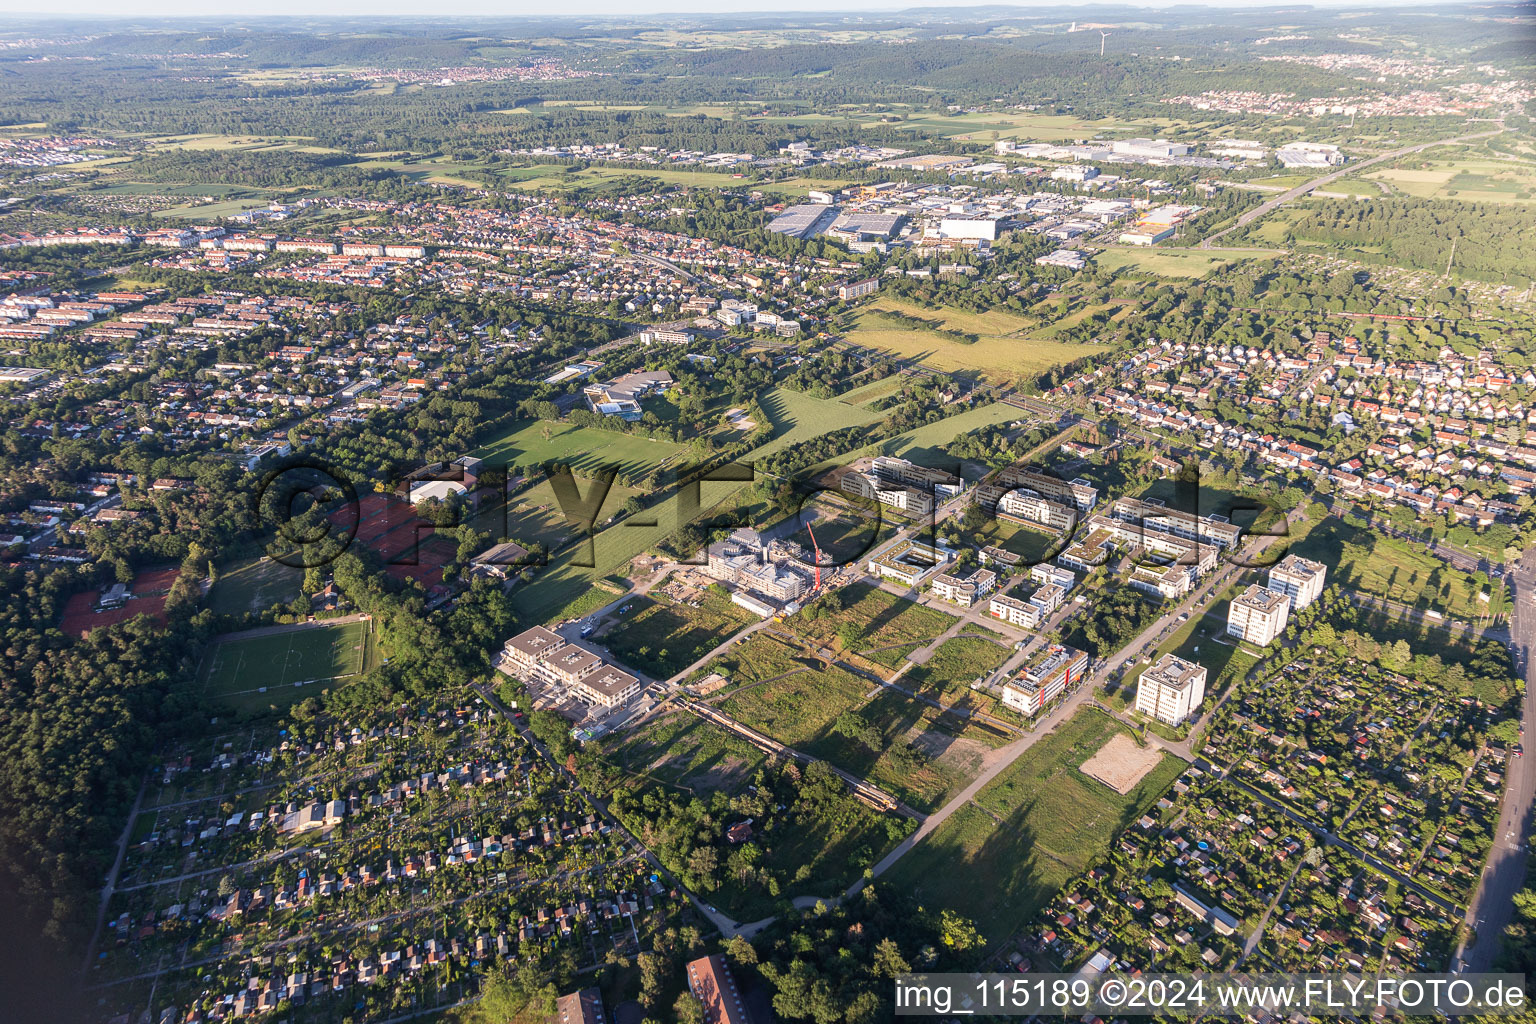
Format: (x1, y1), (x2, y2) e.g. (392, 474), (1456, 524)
(1080, 732), (1164, 795)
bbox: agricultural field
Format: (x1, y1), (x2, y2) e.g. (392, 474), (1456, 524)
(1367, 156), (1536, 204)
(883, 708), (1184, 947)
(199, 619), (376, 713)
(601, 588), (757, 679)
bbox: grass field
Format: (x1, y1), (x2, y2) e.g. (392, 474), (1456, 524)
(506, 389), (881, 621)
(1092, 247), (1267, 278)
(845, 305), (1106, 380)
(602, 588), (757, 679)
(600, 713), (905, 921)
(472, 419), (686, 478)
(884, 707), (1184, 946)
(875, 402), (1021, 463)
(722, 658), (871, 747)
(1290, 515), (1500, 620)
(866, 297), (1035, 337)
(801, 690), (1002, 812)
(471, 476), (646, 551)
(207, 556), (303, 616)
(787, 581), (959, 659)
(200, 620), (375, 712)
(904, 636), (1015, 706)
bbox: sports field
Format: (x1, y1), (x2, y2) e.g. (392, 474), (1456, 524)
(201, 620), (375, 709)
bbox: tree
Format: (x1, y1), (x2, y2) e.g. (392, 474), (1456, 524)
(937, 909), (983, 952)
(673, 992), (705, 1024)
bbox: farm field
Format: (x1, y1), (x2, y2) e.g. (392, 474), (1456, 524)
(845, 311), (1107, 379)
(883, 708), (1183, 946)
(601, 588), (757, 679)
(1367, 157), (1536, 204)
(199, 619), (376, 713)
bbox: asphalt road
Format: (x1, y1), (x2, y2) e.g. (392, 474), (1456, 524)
(1200, 126), (1505, 249)
(1456, 543), (1536, 971)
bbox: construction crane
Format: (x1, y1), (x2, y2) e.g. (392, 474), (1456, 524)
(805, 520), (823, 591)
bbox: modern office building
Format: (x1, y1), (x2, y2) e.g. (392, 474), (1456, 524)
(1001, 644), (1088, 717)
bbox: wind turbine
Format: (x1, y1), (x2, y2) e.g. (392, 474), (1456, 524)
(1099, 31), (1111, 57)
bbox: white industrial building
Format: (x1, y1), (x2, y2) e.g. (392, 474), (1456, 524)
(1276, 142), (1345, 169)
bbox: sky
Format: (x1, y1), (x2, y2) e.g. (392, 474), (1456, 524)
(0, 0), (1413, 17)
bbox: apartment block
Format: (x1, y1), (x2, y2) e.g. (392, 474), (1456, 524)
(501, 627), (641, 708)
(1227, 584), (1291, 647)
(1267, 553), (1327, 611)
(1136, 653), (1208, 726)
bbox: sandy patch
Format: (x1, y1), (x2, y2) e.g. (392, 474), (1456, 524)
(1080, 732), (1163, 795)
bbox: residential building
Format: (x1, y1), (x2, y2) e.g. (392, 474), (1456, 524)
(555, 988), (606, 1024)
(930, 568), (997, 608)
(1227, 584), (1291, 646)
(686, 954), (749, 1024)
(838, 277), (880, 302)
(1136, 653), (1208, 726)
(501, 627), (642, 708)
(1267, 553), (1327, 611)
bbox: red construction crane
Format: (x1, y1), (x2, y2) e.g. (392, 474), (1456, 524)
(805, 520), (822, 591)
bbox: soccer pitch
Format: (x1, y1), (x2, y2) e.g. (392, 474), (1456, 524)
(201, 620), (373, 702)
